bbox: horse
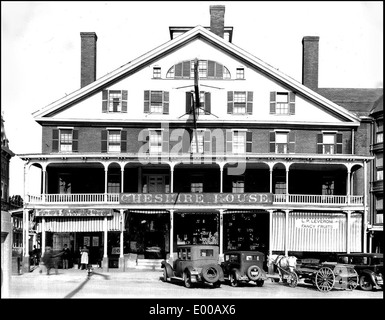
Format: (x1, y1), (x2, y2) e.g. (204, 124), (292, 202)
(267, 254), (298, 280)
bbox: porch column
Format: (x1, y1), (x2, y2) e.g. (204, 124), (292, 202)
(219, 164), (224, 193)
(119, 210), (125, 271)
(104, 167), (108, 202)
(268, 210), (274, 274)
(346, 167), (351, 204)
(41, 217), (46, 256)
(169, 210), (175, 262)
(42, 168), (47, 202)
(22, 209), (30, 273)
(103, 216), (108, 271)
(170, 166), (174, 193)
(121, 168), (124, 193)
(284, 210), (289, 256)
(269, 168), (273, 193)
(363, 161), (368, 253)
(219, 209), (224, 262)
(285, 169), (289, 203)
(346, 211), (351, 254)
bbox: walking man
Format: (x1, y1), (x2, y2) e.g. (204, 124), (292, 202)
(62, 244), (70, 269)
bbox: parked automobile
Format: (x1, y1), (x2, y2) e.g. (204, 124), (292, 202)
(335, 253), (383, 291)
(161, 245), (224, 288)
(220, 250), (268, 287)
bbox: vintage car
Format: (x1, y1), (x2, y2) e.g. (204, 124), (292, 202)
(335, 253), (383, 291)
(220, 250), (268, 287)
(161, 245), (224, 288)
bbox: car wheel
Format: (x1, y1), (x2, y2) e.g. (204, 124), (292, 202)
(247, 265), (262, 281)
(359, 275), (373, 291)
(201, 265), (220, 283)
(184, 271), (192, 288)
(256, 279), (264, 287)
(230, 272), (238, 287)
(163, 268), (168, 282)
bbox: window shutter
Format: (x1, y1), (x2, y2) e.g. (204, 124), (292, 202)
(186, 92), (193, 114)
(215, 63), (223, 78)
(72, 130), (78, 152)
(122, 90), (128, 113)
(269, 131), (276, 153)
(227, 91), (234, 114)
(336, 133), (343, 154)
(270, 92), (276, 114)
(144, 90), (150, 113)
(204, 92), (211, 114)
(101, 130), (108, 153)
(208, 60), (215, 78)
(175, 63), (182, 78)
(247, 91), (253, 114)
(317, 134), (323, 154)
(102, 90), (108, 113)
(162, 130), (169, 153)
(121, 130), (127, 153)
(182, 129), (191, 153)
(289, 92), (295, 115)
(52, 129), (59, 152)
(163, 91), (169, 114)
(246, 131), (253, 153)
(288, 131), (295, 153)
(226, 130), (233, 153)
(182, 61), (190, 78)
(204, 130), (211, 153)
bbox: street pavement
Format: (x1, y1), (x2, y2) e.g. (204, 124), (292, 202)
(4, 265), (384, 300)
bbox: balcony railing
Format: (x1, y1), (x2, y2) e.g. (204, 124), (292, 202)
(26, 193), (364, 206)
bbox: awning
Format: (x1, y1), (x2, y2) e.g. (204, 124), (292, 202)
(128, 210), (169, 214)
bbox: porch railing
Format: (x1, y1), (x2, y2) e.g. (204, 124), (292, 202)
(26, 193), (364, 206)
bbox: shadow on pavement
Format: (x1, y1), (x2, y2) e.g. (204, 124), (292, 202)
(64, 270), (110, 299)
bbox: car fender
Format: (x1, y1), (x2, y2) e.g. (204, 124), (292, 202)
(161, 261), (174, 277)
(360, 269), (380, 285)
(231, 268), (242, 280)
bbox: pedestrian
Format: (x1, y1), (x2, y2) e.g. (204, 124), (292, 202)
(61, 244), (70, 269)
(41, 247), (57, 275)
(31, 245), (40, 266)
(80, 246), (89, 270)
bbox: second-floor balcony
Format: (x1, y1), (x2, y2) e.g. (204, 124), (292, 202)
(26, 193), (364, 207)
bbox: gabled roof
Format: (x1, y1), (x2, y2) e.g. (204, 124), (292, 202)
(318, 88), (383, 117)
(370, 94), (383, 116)
(32, 25), (361, 124)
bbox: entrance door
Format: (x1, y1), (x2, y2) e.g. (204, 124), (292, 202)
(148, 175), (165, 193)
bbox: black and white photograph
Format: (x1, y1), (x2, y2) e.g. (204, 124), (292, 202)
(1, 0), (383, 315)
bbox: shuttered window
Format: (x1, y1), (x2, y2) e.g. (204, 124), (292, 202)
(270, 91), (295, 115)
(102, 90), (127, 113)
(101, 130), (127, 153)
(144, 90), (169, 114)
(186, 91), (211, 115)
(227, 91), (253, 114)
(226, 130), (253, 153)
(269, 131), (295, 154)
(317, 132), (343, 154)
(52, 129), (78, 153)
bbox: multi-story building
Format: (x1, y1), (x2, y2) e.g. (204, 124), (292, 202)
(1, 113), (15, 296)
(19, 5), (379, 271)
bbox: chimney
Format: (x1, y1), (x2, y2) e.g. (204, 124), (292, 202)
(80, 32), (97, 88)
(210, 5), (225, 38)
(302, 36), (319, 91)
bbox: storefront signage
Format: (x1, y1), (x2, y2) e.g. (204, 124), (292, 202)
(295, 217), (339, 230)
(120, 193), (273, 205)
(35, 209), (113, 217)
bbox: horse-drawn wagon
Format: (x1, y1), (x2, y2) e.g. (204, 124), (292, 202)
(268, 255), (359, 292)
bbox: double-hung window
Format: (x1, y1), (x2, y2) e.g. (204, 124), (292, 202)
(376, 153), (383, 181)
(233, 92), (247, 114)
(52, 128), (78, 153)
(227, 91), (253, 114)
(269, 131), (295, 154)
(376, 120), (383, 144)
(153, 67), (161, 78)
(317, 132), (343, 154)
(186, 91), (211, 115)
(102, 90), (128, 113)
(191, 175), (204, 193)
(233, 131), (246, 153)
(232, 177), (245, 193)
(270, 91), (295, 115)
(149, 130), (162, 154)
(191, 130), (205, 154)
(144, 90), (169, 114)
(236, 68), (245, 79)
(226, 130), (252, 153)
(101, 129), (127, 153)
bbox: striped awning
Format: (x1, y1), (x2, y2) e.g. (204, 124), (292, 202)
(128, 210), (169, 214)
(224, 210), (266, 214)
(36, 211), (122, 232)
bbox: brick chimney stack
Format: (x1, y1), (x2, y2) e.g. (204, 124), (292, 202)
(302, 36), (319, 91)
(80, 32), (97, 88)
(210, 5), (225, 38)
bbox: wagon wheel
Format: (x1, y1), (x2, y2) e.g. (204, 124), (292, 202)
(287, 271), (299, 288)
(315, 267), (335, 292)
(347, 269), (359, 291)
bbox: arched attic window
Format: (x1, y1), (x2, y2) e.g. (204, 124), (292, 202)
(166, 60), (231, 79)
